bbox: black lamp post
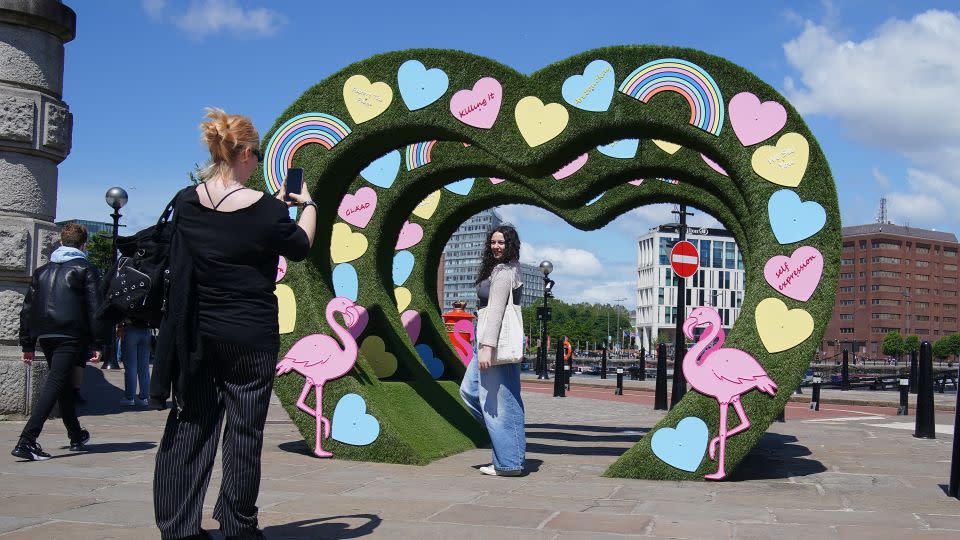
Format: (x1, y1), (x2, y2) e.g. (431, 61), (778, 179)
(102, 187), (127, 370)
(537, 260), (554, 380)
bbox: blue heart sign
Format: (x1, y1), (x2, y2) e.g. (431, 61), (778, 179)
(651, 416), (708, 472)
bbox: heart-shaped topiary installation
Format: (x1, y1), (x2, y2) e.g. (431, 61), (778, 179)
(259, 46), (840, 480)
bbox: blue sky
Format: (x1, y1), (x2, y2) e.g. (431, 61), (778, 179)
(58, 1), (960, 309)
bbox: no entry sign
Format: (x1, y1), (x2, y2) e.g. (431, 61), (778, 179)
(670, 240), (699, 278)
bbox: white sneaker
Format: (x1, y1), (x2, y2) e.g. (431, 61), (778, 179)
(120, 398), (135, 406)
(134, 398), (149, 407)
(479, 465), (522, 477)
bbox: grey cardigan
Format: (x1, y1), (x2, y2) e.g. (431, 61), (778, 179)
(477, 263), (521, 348)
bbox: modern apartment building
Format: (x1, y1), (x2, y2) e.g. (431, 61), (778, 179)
(635, 224), (745, 351)
(441, 208), (544, 313)
(824, 223), (960, 357)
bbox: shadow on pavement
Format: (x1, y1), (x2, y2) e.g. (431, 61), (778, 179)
(728, 432), (827, 481)
(73, 364), (147, 417)
(261, 513), (381, 539)
(525, 423), (650, 434)
(278, 439), (317, 457)
(524, 423), (649, 455)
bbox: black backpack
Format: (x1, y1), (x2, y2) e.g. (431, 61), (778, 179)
(97, 187), (190, 328)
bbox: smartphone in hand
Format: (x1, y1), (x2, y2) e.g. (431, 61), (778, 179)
(284, 168), (304, 202)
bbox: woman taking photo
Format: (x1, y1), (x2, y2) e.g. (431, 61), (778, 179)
(153, 108), (316, 540)
(459, 225), (526, 477)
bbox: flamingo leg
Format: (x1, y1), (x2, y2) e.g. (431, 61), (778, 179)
(709, 396), (751, 459)
(705, 401), (729, 480)
(295, 381), (316, 416)
(313, 383), (333, 458)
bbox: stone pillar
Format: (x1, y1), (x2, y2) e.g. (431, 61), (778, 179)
(0, 1), (76, 415)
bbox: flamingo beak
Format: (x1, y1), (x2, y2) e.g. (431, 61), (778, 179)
(682, 315), (699, 340)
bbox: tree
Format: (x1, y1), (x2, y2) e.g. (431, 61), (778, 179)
(904, 335), (920, 354)
(881, 331), (904, 360)
(85, 232), (113, 274)
(188, 162), (204, 185)
(932, 336), (951, 360)
(948, 333), (960, 362)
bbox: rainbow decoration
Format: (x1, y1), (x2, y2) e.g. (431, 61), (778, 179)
(618, 59), (724, 136)
(263, 113), (351, 193)
(405, 140), (437, 170)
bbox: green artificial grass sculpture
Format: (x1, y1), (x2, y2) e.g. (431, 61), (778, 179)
(256, 46), (840, 480)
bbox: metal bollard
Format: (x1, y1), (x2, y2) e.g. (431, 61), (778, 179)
(638, 346), (646, 381)
(600, 345), (608, 380)
(564, 364), (571, 391)
(670, 341), (687, 408)
(655, 343), (668, 410)
(809, 374), (821, 411)
(841, 350), (850, 391)
(553, 340), (565, 398)
(914, 341), (935, 439)
(897, 377), (909, 416)
(615, 368), (624, 396)
(910, 349), (918, 394)
(949, 363), (959, 499)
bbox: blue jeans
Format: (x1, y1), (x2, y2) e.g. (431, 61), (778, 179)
(459, 357), (526, 472)
(122, 326), (152, 400)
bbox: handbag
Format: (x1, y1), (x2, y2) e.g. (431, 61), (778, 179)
(477, 280), (525, 364)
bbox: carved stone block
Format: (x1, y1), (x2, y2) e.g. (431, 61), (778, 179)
(0, 221), (28, 272)
(42, 102), (70, 152)
(0, 95), (35, 143)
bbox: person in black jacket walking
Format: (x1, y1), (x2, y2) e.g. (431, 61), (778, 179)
(14, 223), (103, 461)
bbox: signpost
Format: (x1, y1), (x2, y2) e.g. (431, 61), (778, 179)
(670, 240), (699, 279)
(670, 207), (695, 407)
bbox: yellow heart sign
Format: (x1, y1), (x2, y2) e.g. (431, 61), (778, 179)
(515, 96), (569, 147)
(360, 336), (398, 378)
(343, 74), (393, 124)
(275, 284), (296, 334)
(395, 286), (412, 312)
(751, 132), (809, 187)
(330, 222), (368, 263)
(755, 297), (814, 353)
(412, 190), (441, 220)
(652, 139), (682, 154)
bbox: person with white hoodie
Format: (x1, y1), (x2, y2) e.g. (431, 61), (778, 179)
(13, 223), (103, 461)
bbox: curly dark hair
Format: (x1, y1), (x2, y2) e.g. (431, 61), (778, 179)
(475, 225), (521, 285)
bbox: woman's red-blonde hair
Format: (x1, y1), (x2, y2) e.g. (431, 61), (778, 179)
(199, 107), (260, 182)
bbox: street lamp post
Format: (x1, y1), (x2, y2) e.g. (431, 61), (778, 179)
(102, 187), (128, 370)
(537, 261), (554, 380)
(613, 297), (627, 355)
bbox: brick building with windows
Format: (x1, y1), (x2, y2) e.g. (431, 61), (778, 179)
(824, 223), (960, 358)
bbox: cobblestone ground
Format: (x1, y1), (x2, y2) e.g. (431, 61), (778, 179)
(0, 367), (957, 539)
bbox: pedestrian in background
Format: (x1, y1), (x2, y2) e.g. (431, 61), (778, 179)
(119, 317), (152, 406)
(460, 225), (527, 477)
(13, 223), (102, 461)
(152, 108), (316, 540)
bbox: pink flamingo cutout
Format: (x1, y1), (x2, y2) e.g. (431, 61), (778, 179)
(276, 297), (360, 457)
(451, 319), (475, 365)
(682, 306), (778, 480)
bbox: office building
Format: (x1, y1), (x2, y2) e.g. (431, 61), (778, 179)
(635, 224), (745, 351)
(442, 208), (543, 313)
(824, 223), (960, 357)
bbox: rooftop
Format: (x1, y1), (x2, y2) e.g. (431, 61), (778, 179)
(842, 223), (958, 243)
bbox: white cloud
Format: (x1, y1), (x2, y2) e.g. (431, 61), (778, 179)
(871, 167), (891, 190)
(782, 9), (960, 228)
(143, 0), (286, 38)
(142, 0), (166, 19)
(520, 242), (603, 276)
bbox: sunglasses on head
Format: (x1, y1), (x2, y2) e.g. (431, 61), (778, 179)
(250, 148), (263, 163)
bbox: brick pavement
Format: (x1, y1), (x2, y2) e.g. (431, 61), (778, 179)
(0, 366), (957, 539)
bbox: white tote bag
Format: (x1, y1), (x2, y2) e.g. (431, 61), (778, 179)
(477, 291), (524, 365)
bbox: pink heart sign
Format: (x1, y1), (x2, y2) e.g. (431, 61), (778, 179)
(700, 154), (728, 176)
(348, 304), (370, 340)
(553, 153), (589, 179)
(400, 310), (421, 343)
(396, 220), (424, 250)
(729, 92), (788, 147)
(450, 77), (502, 129)
(338, 187), (378, 229)
(763, 246), (823, 302)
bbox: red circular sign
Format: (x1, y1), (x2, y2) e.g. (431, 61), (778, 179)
(670, 241), (699, 278)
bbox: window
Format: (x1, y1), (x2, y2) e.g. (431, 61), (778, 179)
(859, 272), (866, 278)
(860, 299), (867, 305)
(944, 317), (957, 323)
(724, 272), (731, 289)
(916, 288), (930, 295)
(737, 249), (744, 270)
(915, 315), (930, 321)
(859, 286), (866, 292)
(944, 264), (958, 272)
(916, 245), (930, 254)
(872, 256), (901, 264)
(871, 271), (901, 278)
(712, 242), (723, 268)
(917, 329), (930, 335)
(871, 313), (901, 320)
(872, 240), (901, 250)
(842, 258), (855, 265)
(840, 328), (854, 334)
(839, 286), (854, 293)
(658, 288), (664, 305)
(871, 284), (901, 292)
(699, 240), (710, 268)
(841, 272), (854, 279)
(840, 300), (855, 306)
(859, 258), (866, 264)
(843, 242), (854, 251)
(916, 260), (930, 268)
(915, 302), (929, 309)
(946, 304), (957, 311)
(945, 249), (957, 258)
(659, 236), (677, 265)
(916, 274), (929, 281)
(860, 240), (867, 249)
(871, 299), (900, 306)
(839, 314), (854, 320)
(945, 277), (957, 285)
(945, 290), (957, 297)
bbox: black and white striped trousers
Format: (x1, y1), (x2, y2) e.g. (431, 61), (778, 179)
(153, 340), (276, 540)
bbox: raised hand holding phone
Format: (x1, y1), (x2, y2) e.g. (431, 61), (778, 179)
(284, 168), (304, 203)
